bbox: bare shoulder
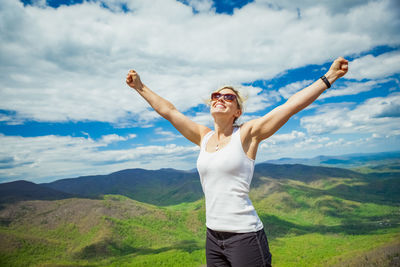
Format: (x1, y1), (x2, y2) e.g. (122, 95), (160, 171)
(199, 127), (212, 141)
(239, 121), (257, 142)
(239, 121), (261, 160)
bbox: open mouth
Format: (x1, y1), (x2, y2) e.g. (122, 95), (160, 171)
(213, 102), (226, 108)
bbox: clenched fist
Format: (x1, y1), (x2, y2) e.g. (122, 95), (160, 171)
(328, 57), (349, 79)
(126, 70), (144, 91)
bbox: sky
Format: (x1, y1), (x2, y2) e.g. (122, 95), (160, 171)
(0, 0), (399, 183)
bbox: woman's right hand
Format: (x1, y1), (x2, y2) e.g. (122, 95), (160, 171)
(125, 69), (210, 146)
(126, 70), (144, 91)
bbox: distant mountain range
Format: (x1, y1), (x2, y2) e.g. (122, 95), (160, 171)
(0, 150), (398, 206)
(39, 163), (378, 205)
(264, 150), (400, 167)
(42, 168), (202, 206)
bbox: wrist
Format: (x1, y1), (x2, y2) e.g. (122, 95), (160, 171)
(324, 70), (338, 85)
(135, 83), (145, 92)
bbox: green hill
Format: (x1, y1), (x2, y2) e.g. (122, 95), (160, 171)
(0, 162), (399, 267)
(0, 195), (207, 267)
(41, 168), (203, 206)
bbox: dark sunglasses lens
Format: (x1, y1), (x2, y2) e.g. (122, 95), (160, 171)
(224, 94), (236, 101)
(211, 93), (221, 100)
(211, 93), (236, 102)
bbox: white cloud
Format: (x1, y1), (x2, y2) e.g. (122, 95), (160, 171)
(152, 127), (183, 141)
(257, 129), (400, 162)
(0, 133), (198, 182)
(355, 92), (400, 119)
(100, 133), (136, 144)
(259, 130), (329, 158)
(259, 130), (328, 158)
(347, 50), (400, 80)
(0, 0), (399, 125)
(187, 0), (214, 13)
(254, 0), (387, 15)
(274, 78), (382, 103)
(278, 80), (313, 99)
(261, 130), (306, 146)
(301, 92), (400, 135)
(189, 111), (213, 127)
(236, 85), (276, 113)
(319, 80), (383, 99)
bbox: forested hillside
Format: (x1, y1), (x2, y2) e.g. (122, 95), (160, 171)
(0, 160), (399, 266)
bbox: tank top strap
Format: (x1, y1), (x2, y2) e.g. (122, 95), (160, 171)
(231, 126), (248, 158)
(232, 126), (241, 141)
(201, 130), (214, 149)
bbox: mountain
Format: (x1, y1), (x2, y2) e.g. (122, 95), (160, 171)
(264, 150), (400, 168)
(1, 160), (398, 208)
(38, 162), (400, 206)
(40, 164), (364, 205)
(0, 161), (399, 267)
(253, 163), (364, 182)
(0, 180), (75, 205)
(41, 168), (203, 206)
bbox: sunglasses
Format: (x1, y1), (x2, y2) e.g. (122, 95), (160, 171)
(211, 92), (237, 102)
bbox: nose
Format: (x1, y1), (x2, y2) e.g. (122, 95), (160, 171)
(216, 95), (226, 102)
(215, 98), (226, 105)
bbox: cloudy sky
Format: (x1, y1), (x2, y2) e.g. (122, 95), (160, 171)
(1, 0), (399, 183)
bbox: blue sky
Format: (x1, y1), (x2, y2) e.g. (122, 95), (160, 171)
(0, 0), (399, 183)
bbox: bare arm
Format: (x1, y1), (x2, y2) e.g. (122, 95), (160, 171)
(126, 70), (210, 146)
(246, 57), (349, 141)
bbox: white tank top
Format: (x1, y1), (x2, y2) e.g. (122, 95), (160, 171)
(196, 126), (264, 233)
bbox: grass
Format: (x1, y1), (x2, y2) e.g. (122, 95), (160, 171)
(0, 173), (399, 267)
(271, 232), (400, 267)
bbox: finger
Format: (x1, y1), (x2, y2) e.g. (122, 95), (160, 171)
(337, 57), (348, 64)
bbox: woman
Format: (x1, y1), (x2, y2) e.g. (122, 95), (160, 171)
(126, 57), (348, 267)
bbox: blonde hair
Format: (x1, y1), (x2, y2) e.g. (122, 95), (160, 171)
(208, 85), (248, 125)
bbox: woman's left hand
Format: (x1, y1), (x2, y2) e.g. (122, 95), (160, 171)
(327, 57), (349, 80)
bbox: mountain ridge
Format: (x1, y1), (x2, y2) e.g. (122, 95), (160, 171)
(264, 150), (400, 167)
(40, 168), (203, 206)
(40, 163), (378, 206)
(0, 180), (77, 205)
(1, 161), (398, 206)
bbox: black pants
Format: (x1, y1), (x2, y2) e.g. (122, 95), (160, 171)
(206, 228), (272, 267)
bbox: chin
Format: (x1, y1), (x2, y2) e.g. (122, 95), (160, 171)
(211, 109), (226, 115)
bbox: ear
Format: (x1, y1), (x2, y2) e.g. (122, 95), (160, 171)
(235, 109), (242, 118)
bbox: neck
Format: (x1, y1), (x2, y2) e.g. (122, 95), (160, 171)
(213, 117), (235, 140)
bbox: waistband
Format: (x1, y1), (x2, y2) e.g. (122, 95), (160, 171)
(207, 227), (257, 240)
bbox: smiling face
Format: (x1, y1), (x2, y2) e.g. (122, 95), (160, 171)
(210, 87), (242, 124)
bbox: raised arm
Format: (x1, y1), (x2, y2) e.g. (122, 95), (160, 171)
(126, 70), (210, 146)
(246, 57), (348, 141)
